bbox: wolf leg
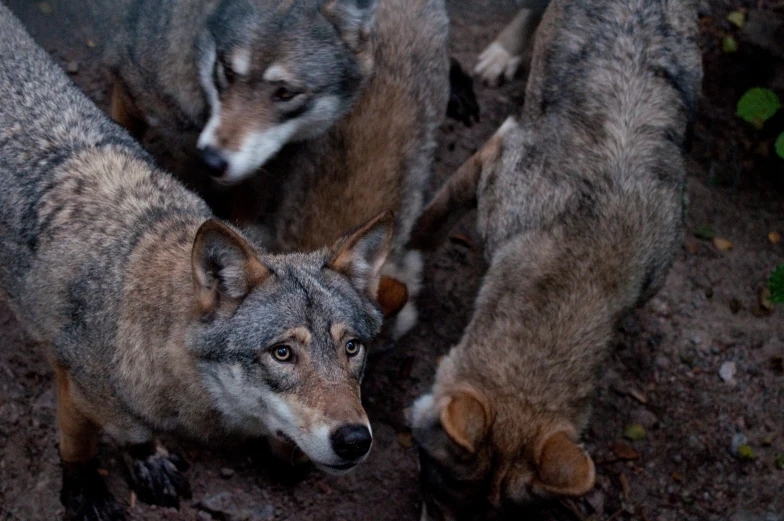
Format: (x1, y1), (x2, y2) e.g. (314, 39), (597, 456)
(122, 441), (192, 508)
(408, 117), (517, 252)
(110, 82), (148, 140)
(56, 367), (126, 521)
(474, 6), (545, 86)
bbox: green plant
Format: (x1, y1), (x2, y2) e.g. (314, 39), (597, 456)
(770, 264), (784, 304)
(737, 88), (784, 158)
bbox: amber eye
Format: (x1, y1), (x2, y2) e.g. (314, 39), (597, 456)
(272, 345), (292, 362)
(273, 87), (299, 102)
(345, 340), (361, 357)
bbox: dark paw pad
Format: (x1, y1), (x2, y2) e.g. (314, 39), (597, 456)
(447, 57), (480, 127)
(61, 460), (127, 521)
(124, 444), (192, 508)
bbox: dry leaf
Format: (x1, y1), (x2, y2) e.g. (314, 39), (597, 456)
(713, 238), (733, 251)
(609, 442), (640, 460)
(397, 432), (413, 448)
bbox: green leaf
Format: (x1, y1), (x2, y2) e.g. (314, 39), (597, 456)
(727, 11), (745, 28)
(775, 133), (784, 159)
(693, 225), (716, 240)
(737, 444), (755, 460)
(623, 424), (647, 441)
(722, 36), (738, 54)
(776, 454), (784, 470)
(737, 88), (781, 129)
(770, 264), (784, 304)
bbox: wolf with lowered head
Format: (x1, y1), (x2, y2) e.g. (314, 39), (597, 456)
(408, 0), (702, 519)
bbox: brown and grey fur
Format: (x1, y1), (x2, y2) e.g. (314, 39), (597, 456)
(259, 0), (450, 339)
(409, 0), (702, 519)
(102, 0), (381, 189)
(0, 4), (398, 518)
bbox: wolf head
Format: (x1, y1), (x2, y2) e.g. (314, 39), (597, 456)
(190, 211), (393, 471)
(195, 0), (379, 185)
(409, 385), (595, 521)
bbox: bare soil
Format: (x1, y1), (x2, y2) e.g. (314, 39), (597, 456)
(1, 1), (782, 520)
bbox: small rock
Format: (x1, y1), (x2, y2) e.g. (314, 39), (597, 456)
(730, 433), (748, 456)
(219, 467), (235, 479)
(623, 424), (646, 441)
(585, 489), (605, 515)
(713, 237), (733, 251)
(248, 505), (275, 521)
(655, 355), (671, 369)
(198, 492), (237, 519)
(719, 361), (737, 383)
(770, 231), (782, 245)
(65, 61), (80, 75)
(631, 408), (659, 429)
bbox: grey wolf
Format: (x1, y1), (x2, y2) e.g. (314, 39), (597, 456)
(408, 0), (702, 518)
(259, 0), (450, 340)
(105, 0), (379, 186)
(0, 4), (397, 517)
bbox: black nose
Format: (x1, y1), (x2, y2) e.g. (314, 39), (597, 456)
(330, 424), (372, 461)
(200, 146), (228, 175)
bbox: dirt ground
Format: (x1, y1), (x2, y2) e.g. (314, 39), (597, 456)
(1, 1), (783, 520)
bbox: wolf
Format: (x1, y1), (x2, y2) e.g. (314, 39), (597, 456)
(473, 0), (549, 86)
(0, 4), (397, 518)
(257, 0), (450, 340)
(408, 0), (702, 518)
(104, 0), (380, 187)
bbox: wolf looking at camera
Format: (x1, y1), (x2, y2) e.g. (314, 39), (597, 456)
(0, 3), (397, 518)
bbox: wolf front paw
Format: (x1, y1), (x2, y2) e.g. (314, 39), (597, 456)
(61, 460), (127, 521)
(124, 443), (192, 508)
(473, 41), (522, 87)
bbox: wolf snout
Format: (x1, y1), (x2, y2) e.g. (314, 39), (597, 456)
(330, 424), (372, 461)
(199, 146), (229, 177)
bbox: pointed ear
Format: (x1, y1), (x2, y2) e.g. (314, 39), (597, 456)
(192, 219), (270, 316)
(439, 388), (491, 453)
(328, 211), (393, 300)
(321, 0), (379, 50)
(377, 276), (408, 318)
(532, 431), (595, 497)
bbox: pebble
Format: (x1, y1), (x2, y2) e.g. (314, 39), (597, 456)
(631, 408), (659, 429)
(219, 467), (235, 479)
(719, 361), (737, 383)
(730, 433), (747, 456)
(65, 61), (79, 75)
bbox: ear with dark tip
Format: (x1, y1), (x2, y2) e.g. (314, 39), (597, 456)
(192, 219), (270, 316)
(321, 0), (379, 49)
(439, 389), (491, 453)
(532, 431), (595, 497)
(328, 211), (394, 300)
